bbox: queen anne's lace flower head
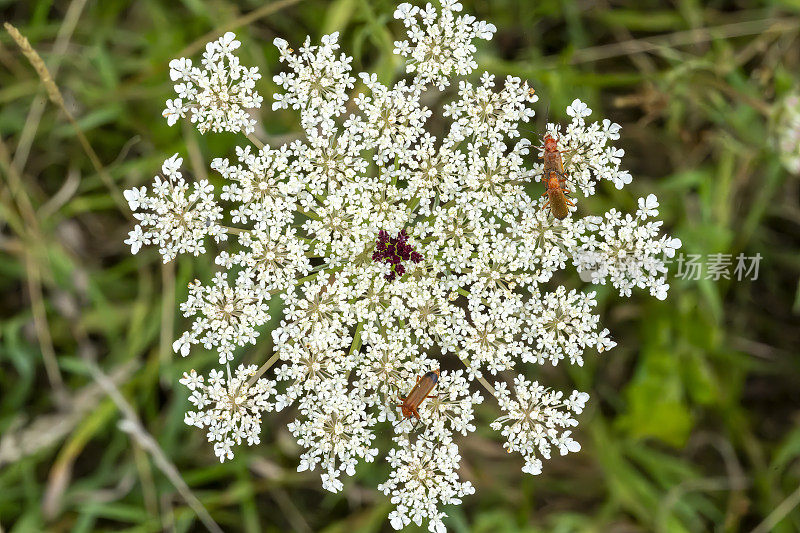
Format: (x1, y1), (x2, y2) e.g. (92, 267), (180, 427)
(523, 287), (616, 366)
(272, 32), (355, 131)
(180, 365), (276, 462)
(393, 0), (496, 90)
(173, 273), (270, 364)
(491, 376), (588, 476)
(126, 2), (682, 530)
(540, 99), (632, 194)
(572, 194), (682, 300)
(164, 32), (262, 134)
(289, 379), (379, 492)
(124, 154), (226, 261)
(379, 435), (474, 532)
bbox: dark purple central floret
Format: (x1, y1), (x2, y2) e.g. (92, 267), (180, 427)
(372, 229), (423, 281)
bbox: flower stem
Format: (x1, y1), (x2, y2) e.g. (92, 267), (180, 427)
(247, 133), (265, 149)
(222, 225), (247, 234)
(247, 351), (281, 387)
(455, 353), (497, 397)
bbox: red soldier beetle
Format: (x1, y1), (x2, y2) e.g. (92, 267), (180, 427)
(540, 133), (566, 183)
(397, 369), (440, 427)
(538, 132), (575, 219)
(541, 170), (574, 220)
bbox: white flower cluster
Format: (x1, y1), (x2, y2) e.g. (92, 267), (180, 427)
(491, 376), (588, 476)
(173, 273), (270, 363)
(380, 435), (474, 533)
(163, 32), (262, 134)
(523, 287), (616, 366)
(124, 154), (226, 261)
(289, 379), (379, 492)
(125, 4), (682, 531)
(393, 0), (496, 90)
(540, 99), (633, 194)
(272, 32), (355, 131)
(573, 194), (682, 300)
(180, 365), (276, 461)
(775, 92), (800, 174)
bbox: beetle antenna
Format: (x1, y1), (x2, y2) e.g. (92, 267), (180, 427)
(542, 101), (550, 130)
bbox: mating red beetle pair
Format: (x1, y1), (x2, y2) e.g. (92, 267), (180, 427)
(540, 133), (575, 220)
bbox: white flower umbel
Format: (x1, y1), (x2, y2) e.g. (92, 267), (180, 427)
(274, 325), (355, 409)
(273, 32), (355, 131)
(164, 32), (262, 134)
(379, 435), (474, 533)
(125, 1), (683, 530)
(174, 273), (270, 364)
(491, 376), (588, 476)
(572, 194), (682, 300)
(212, 143), (303, 226)
(393, 0), (496, 90)
(522, 286), (616, 366)
(289, 379), (379, 493)
(414, 369), (483, 437)
(180, 365), (276, 462)
(354, 326), (427, 421)
(541, 99), (631, 194)
(124, 154), (226, 261)
(445, 73), (537, 145)
(217, 223), (312, 293)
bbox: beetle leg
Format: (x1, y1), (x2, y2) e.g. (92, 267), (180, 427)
(542, 200), (550, 210)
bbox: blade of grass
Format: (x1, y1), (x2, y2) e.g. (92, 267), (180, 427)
(4, 22), (132, 218)
(83, 358), (223, 533)
(13, 0), (88, 171)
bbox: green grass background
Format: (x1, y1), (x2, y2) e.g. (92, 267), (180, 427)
(1, 0), (799, 531)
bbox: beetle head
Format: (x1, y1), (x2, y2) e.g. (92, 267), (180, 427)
(543, 134), (558, 152)
(400, 404), (415, 419)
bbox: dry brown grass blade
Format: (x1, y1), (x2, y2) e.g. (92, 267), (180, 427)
(1, 136), (70, 402)
(3, 22), (133, 219)
(24, 254), (69, 407)
(13, 0), (88, 170)
(178, 0), (304, 58)
(752, 483), (800, 533)
(0, 361), (137, 467)
(1, 137), (71, 402)
(3, 23), (64, 108)
(83, 359), (224, 533)
(0, 134), (39, 233)
(270, 487), (312, 533)
(565, 17), (799, 64)
(133, 441), (159, 519)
